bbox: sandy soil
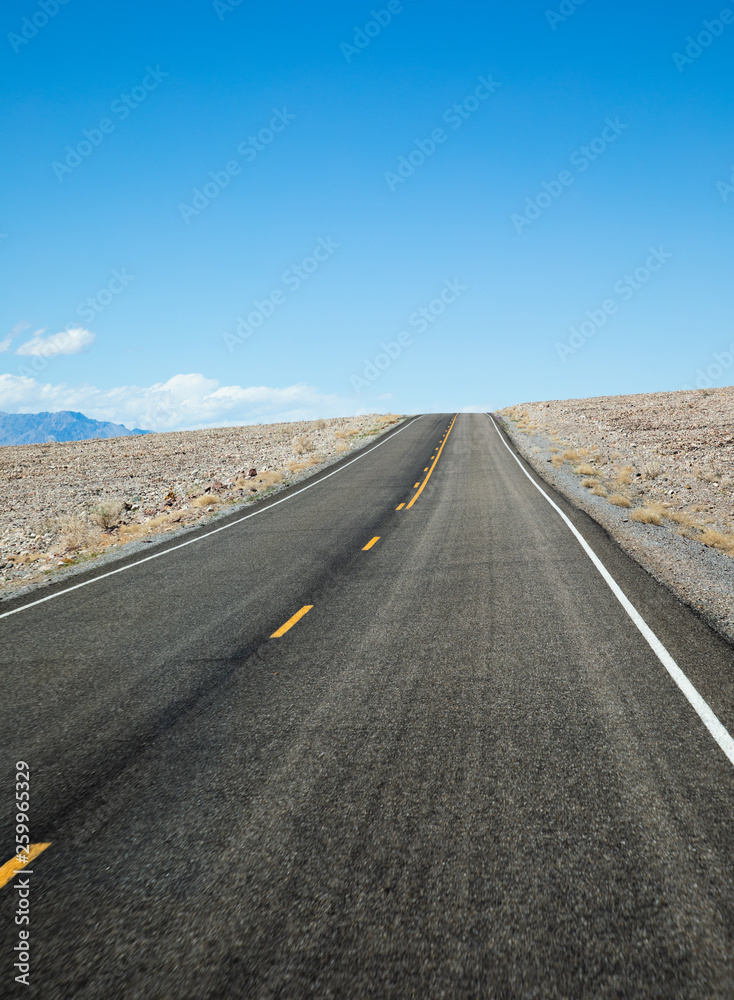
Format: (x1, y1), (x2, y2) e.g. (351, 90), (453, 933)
(1, 414), (403, 599)
(498, 387), (734, 642)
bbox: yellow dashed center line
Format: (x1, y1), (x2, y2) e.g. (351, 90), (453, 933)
(271, 605), (313, 638)
(0, 843), (51, 889)
(362, 536), (380, 551)
(396, 503), (405, 510)
(404, 414), (458, 510)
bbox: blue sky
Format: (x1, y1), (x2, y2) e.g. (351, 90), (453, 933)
(1, 0), (733, 429)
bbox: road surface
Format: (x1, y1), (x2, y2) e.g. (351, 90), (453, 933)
(3, 412), (734, 998)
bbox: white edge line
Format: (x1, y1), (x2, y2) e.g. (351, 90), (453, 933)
(489, 413), (734, 767)
(0, 416), (422, 621)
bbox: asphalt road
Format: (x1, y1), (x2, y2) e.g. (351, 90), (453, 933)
(3, 412), (734, 999)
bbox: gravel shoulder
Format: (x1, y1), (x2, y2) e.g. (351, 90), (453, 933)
(496, 389), (734, 644)
(1, 414), (405, 603)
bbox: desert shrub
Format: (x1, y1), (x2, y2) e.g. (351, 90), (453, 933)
(695, 465), (724, 483)
(640, 461), (661, 480)
(90, 501), (124, 529)
(292, 435), (315, 455)
(589, 485), (608, 497)
(581, 478), (599, 489)
(58, 515), (98, 552)
(608, 495), (632, 508)
(575, 463), (596, 476)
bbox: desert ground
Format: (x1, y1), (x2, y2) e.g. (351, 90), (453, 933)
(0, 413), (402, 597)
(498, 387), (734, 640)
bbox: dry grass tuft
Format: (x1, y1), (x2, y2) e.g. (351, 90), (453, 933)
(608, 495), (632, 508)
(630, 507), (664, 525)
(589, 485), (608, 497)
(699, 528), (734, 554)
(550, 455), (564, 468)
(192, 494), (221, 508)
(561, 449), (580, 462)
(581, 478), (599, 489)
(575, 463), (596, 476)
(665, 509), (696, 527)
(254, 471), (283, 487)
(117, 523), (146, 544)
(615, 466), (634, 485)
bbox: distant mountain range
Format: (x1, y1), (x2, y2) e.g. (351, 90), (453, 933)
(0, 410), (151, 446)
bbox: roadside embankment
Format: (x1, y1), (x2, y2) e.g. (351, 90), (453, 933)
(496, 389), (734, 643)
(1, 413), (403, 600)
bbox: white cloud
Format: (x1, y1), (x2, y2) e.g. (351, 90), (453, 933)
(0, 372), (351, 431)
(0, 334), (12, 353)
(16, 326), (95, 357)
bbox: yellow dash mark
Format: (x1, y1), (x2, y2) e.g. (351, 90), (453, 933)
(405, 413), (458, 510)
(414, 483), (420, 488)
(362, 536), (380, 551)
(0, 844), (51, 889)
(271, 605), (313, 638)
(396, 503), (405, 510)
(424, 468), (428, 472)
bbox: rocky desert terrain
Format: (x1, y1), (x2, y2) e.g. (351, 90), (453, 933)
(0, 413), (402, 599)
(498, 387), (734, 641)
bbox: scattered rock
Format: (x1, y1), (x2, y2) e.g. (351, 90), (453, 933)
(0, 413), (403, 598)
